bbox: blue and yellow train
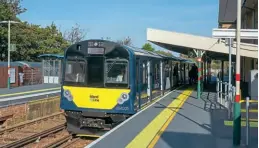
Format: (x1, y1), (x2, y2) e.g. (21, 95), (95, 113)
(60, 39), (193, 136)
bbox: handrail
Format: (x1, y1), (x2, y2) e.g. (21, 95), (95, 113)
(217, 78), (258, 147)
(216, 78), (235, 118)
(243, 97), (258, 147)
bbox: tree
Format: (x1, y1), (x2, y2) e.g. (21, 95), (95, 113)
(155, 50), (173, 57)
(117, 36), (132, 46)
(0, 0), (26, 18)
(180, 53), (188, 58)
(142, 43), (154, 52)
(63, 23), (86, 44)
(0, 1), (69, 61)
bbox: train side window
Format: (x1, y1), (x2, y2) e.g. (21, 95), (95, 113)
(136, 62), (138, 84)
(142, 62), (146, 84)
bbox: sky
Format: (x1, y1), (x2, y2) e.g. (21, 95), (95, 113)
(18, 0), (219, 56)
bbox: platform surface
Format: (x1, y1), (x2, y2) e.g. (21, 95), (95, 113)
(87, 85), (258, 148)
(0, 84), (61, 107)
(0, 84), (60, 96)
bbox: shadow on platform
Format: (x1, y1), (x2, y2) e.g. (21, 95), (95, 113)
(158, 84), (258, 148)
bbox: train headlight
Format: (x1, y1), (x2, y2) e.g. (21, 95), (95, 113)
(120, 93), (129, 101)
(117, 93), (129, 105)
(64, 89), (73, 101)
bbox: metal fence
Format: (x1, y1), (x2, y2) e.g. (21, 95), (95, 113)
(241, 97), (258, 147)
(42, 59), (62, 84)
(216, 78), (236, 118)
(217, 78), (258, 147)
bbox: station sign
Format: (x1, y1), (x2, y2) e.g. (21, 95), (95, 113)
(212, 28), (258, 39)
(87, 41), (105, 55)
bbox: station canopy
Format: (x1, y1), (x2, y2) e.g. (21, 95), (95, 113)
(147, 28), (258, 60)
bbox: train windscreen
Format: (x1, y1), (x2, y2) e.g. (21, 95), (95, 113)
(64, 56), (86, 86)
(63, 56), (129, 88)
(104, 58), (129, 88)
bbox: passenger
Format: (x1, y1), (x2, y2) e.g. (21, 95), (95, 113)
(173, 63), (179, 86)
(188, 70), (192, 85)
(189, 64), (195, 84)
(116, 69), (125, 82)
(194, 64), (198, 83)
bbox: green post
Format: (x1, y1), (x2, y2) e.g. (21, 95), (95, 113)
(8, 76), (10, 89)
(201, 62), (204, 94)
(233, 96), (241, 145)
(197, 50), (201, 99)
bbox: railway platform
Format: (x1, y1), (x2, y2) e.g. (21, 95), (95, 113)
(87, 84), (258, 148)
(0, 84), (61, 107)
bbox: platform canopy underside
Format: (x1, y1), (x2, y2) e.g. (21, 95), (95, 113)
(147, 28), (258, 60)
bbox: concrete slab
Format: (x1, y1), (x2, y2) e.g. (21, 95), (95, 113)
(0, 84), (61, 107)
(0, 84), (60, 96)
(88, 87), (187, 148)
(155, 89), (258, 148)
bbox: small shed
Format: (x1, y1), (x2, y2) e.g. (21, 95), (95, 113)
(38, 54), (64, 84)
(0, 61), (42, 88)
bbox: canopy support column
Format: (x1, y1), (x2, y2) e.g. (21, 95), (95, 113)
(193, 49), (205, 99)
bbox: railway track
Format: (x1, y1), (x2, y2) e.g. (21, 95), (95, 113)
(0, 112), (65, 148)
(0, 124), (66, 148)
(45, 135), (97, 148)
(0, 111), (97, 148)
(0, 112), (64, 135)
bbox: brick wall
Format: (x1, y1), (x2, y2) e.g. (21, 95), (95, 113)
(0, 96), (60, 128)
(0, 104), (27, 127)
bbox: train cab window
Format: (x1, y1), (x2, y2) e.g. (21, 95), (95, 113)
(64, 57), (86, 85)
(105, 58), (128, 87)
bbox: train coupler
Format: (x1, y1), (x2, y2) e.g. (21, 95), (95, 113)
(79, 118), (111, 129)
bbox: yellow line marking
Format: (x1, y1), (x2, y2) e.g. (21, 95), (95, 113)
(76, 134), (101, 138)
(241, 109), (258, 113)
(126, 87), (193, 148)
(0, 87), (60, 97)
(241, 118), (258, 122)
(224, 120), (258, 127)
(240, 100), (258, 103)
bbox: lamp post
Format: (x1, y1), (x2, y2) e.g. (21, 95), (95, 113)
(0, 20), (20, 89)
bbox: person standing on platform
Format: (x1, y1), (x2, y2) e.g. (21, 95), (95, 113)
(173, 63), (179, 86)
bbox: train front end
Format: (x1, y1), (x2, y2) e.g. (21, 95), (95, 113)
(60, 40), (136, 136)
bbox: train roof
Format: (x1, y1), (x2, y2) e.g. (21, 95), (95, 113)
(38, 54), (64, 59)
(124, 45), (163, 59)
(64, 39), (193, 62)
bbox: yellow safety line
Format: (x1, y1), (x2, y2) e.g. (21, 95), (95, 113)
(240, 100), (258, 103)
(241, 118), (258, 122)
(76, 134), (101, 138)
(224, 120), (258, 127)
(241, 109), (258, 113)
(126, 87), (193, 148)
(0, 87), (60, 97)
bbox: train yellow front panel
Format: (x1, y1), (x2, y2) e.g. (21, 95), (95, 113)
(63, 86), (130, 109)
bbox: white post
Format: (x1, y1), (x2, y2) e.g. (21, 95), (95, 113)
(160, 61), (164, 96)
(220, 81), (223, 105)
(228, 38), (232, 102)
(147, 61), (152, 102)
(246, 97), (250, 146)
(217, 78), (220, 102)
(7, 20), (11, 89)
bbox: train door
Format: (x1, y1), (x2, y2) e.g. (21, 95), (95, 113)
(87, 57), (104, 87)
(141, 61), (149, 105)
(135, 58), (141, 110)
(152, 61), (160, 98)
